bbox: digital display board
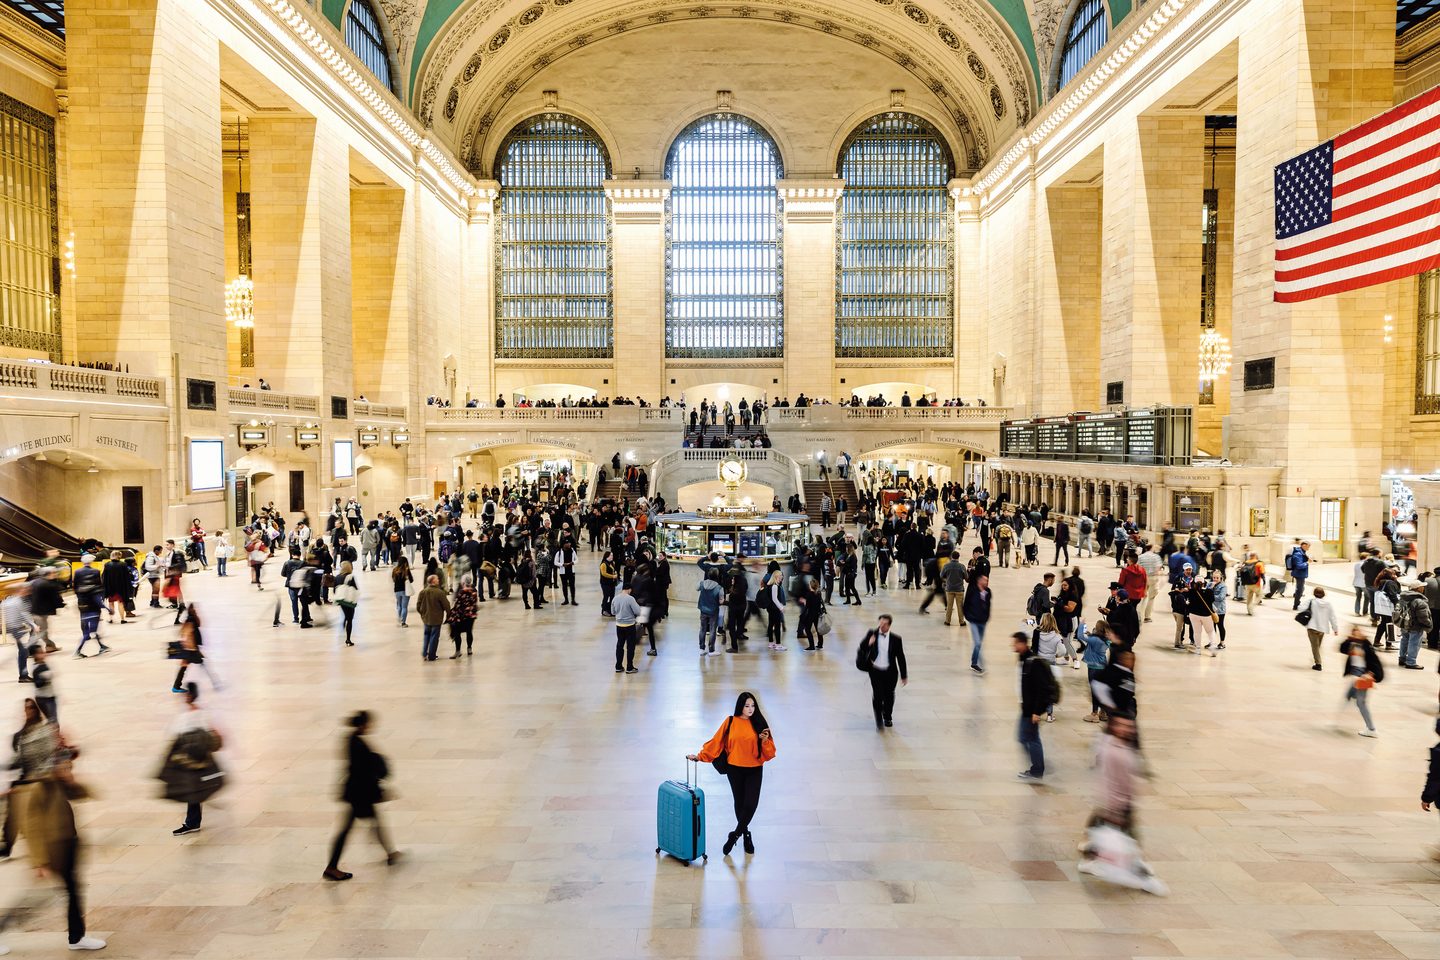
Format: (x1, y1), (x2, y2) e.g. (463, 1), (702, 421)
(189, 439), (224, 492)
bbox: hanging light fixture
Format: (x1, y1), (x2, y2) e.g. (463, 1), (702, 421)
(225, 275), (254, 328)
(1198, 327), (1231, 383)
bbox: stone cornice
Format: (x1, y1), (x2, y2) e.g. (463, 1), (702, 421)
(240, 0), (479, 199)
(604, 179), (671, 223)
(0, 6), (63, 88)
(778, 178), (843, 222)
(973, 0), (1208, 206)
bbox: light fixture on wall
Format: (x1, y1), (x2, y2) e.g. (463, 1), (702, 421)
(1197, 327), (1231, 384)
(228, 120), (256, 367)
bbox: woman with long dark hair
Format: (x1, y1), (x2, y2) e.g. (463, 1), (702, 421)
(323, 710), (399, 881)
(687, 691), (777, 856)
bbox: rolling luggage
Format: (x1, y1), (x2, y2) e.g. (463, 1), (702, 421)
(656, 759), (707, 865)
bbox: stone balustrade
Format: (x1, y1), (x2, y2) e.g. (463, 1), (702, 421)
(353, 400), (407, 421)
(0, 360), (163, 403)
(228, 387), (320, 416)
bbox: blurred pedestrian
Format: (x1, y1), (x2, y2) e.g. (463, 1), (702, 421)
(322, 710), (400, 881)
(4, 581), (34, 683)
(0, 699), (106, 950)
(158, 682), (224, 836)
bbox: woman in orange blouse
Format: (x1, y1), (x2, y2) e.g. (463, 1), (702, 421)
(687, 691), (776, 856)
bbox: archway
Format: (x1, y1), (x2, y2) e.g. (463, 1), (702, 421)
(510, 382), (598, 405)
(679, 381), (769, 409)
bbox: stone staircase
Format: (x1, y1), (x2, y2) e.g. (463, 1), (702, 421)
(801, 477), (859, 528)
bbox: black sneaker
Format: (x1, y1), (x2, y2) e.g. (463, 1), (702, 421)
(625, 667), (639, 674)
(172, 825), (200, 836)
(970, 664), (984, 674)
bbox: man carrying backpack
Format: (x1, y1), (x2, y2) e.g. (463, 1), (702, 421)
(1397, 583), (1432, 670)
(1284, 541), (1312, 610)
(1077, 514), (1095, 558)
(1238, 553), (1264, 615)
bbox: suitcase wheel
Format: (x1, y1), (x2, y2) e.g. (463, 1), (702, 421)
(655, 848), (661, 856)
(702, 854), (708, 863)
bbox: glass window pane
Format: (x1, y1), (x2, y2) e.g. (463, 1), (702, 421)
(1058, 0), (1108, 91)
(345, 0), (395, 94)
(835, 113), (953, 358)
(664, 115), (784, 359)
(496, 114), (613, 359)
(0, 93), (59, 359)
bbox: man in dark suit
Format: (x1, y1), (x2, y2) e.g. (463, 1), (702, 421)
(1014, 631), (1055, 782)
(858, 614), (908, 729)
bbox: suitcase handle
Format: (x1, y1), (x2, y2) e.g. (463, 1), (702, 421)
(685, 756), (699, 787)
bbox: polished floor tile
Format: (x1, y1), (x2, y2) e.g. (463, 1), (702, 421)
(0, 544), (1437, 958)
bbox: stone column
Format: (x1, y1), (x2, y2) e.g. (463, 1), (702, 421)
(1231, 0), (1393, 545)
(1036, 182), (1103, 412)
(463, 183), (498, 404)
(67, 0), (228, 528)
(606, 181), (669, 401)
(1101, 115), (1205, 407)
(351, 184), (413, 404)
(777, 179), (843, 399)
(952, 180), (986, 399)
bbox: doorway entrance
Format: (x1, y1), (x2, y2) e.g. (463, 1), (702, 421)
(1320, 498), (1346, 558)
(121, 487), (144, 544)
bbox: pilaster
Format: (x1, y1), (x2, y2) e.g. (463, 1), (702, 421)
(463, 181), (498, 404)
(605, 180), (669, 400)
(777, 179), (843, 400)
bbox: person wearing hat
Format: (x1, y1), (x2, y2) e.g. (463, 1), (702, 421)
(1100, 582), (1140, 649)
(1169, 563), (1196, 649)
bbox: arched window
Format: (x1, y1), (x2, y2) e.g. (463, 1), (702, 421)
(345, 0), (395, 93)
(495, 114), (613, 358)
(1058, 0), (1108, 91)
(665, 115), (784, 358)
(835, 113), (953, 358)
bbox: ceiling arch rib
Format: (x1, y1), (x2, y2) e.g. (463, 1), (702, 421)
(413, 0), (1037, 172)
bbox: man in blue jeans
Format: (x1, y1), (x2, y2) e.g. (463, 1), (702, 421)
(1286, 541), (1312, 610)
(963, 573), (991, 674)
(1399, 586), (1432, 669)
(414, 575), (451, 662)
(1014, 632), (1053, 782)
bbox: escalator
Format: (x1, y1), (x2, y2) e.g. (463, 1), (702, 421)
(0, 495), (93, 571)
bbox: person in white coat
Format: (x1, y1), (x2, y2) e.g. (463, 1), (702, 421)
(1300, 585), (1340, 670)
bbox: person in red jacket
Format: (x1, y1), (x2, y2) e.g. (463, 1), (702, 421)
(1118, 550), (1147, 602)
(688, 691), (776, 857)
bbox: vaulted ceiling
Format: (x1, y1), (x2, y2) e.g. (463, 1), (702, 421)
(321, 0), (1135, 173)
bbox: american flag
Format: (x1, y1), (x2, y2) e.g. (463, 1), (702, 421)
(1274, 85), (1440, 303)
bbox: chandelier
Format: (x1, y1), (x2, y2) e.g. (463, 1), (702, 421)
(225, 275), (254, 329)
(1198, 327), (1231, 383)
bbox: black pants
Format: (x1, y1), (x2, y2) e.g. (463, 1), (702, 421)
(183, 802), (202, 829)
(724, 765), (764, 834)
(863, 563), (876, 593)
(600, 579), (616, 615)
(727, 605), (747, 646)
(869, 665), (899, 724)
(615, 624), (638, 669)
(1215, 612), (1226, 644)
(560, 572), (576, 604)
(1053, 542), (1070, 565)
(842, 574), (860, 603)
(341, 604), (355, 643)
(326, 806), (391, 870)
(904, 560), (921, 588)
(451, 618), (474, 654)
(766, 607), (784, 645)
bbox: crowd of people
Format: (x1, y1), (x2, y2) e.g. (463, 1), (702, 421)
(1, 466), (1437, 953)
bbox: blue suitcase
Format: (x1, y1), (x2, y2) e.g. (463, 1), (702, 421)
(656, 759), (707, 864)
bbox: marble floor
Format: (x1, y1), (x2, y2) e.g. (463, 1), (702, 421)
(1, 543), (1439, 960)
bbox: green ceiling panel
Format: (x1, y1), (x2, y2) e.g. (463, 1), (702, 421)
(408, 0), (1047, 107)
(1110, 0), (1133, 25)
(322, 0), (347, 29)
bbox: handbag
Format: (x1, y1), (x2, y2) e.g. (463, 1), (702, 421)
(1354, 675), (1375, 690)
(711, 718), (733, 776)
(816, 612), (833, 637)
(335, 583), (359, 606)
(1294, 603), (1313, 627)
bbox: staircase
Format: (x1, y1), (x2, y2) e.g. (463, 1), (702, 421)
(801, 477), (859, 529)
(594, 480), (626, 502)
(684, 423), (768, 446)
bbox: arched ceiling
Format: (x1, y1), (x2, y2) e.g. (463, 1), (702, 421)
(385, 0), (1058, 172)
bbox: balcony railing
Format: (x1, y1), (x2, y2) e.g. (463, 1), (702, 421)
(766, 406), (1012, 425)
(353, 400), (406, 421)
(0, 361), (163, 403)
(228, 388), (320, 415)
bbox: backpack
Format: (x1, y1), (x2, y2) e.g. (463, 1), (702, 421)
(1395, 596), (1412, 631)
(1026, 589), (1043, 618)
(1239, 562), (1258, 586)
(438, 537), (455, 563)
(1079, 517), (1093, 534)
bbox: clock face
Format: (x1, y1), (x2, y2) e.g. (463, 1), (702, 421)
(720, 459), (746, 483)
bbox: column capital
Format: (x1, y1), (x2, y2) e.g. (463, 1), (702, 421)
(467, 180), (500, 223)
(948, 178), (979, 219)
(604, 180), (671, 224)
(777, 178), (844, 223)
